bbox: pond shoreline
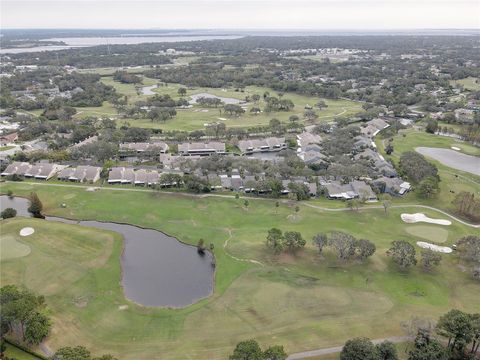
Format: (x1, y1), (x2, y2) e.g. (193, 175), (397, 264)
(0, 195), (216, 309)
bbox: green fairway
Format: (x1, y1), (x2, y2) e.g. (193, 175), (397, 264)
(404, 225), (449, 243)
(74, 79), (363, 131)
(376, 130), (480, 213)
(0, 182), (478, 359)
(450, 77), (480, 91)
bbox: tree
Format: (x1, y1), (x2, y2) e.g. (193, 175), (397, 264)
(340, 337), (380, 360)
(178, 87), (187, 97)
(224, 104), (245, 117)
(452, 192), (480, 221)
(275, 201), (280, 214)
(330, 232), (356, 261)
(356, 239), (376, 261)
(436, 309), (473, 351)
(399, 152), (438, 184)
(93, 355), (119, 360)
(244, 199), (249, 209)
(263, 345), (287, 360)
(0, 285), (49, 342)
(289, 115), (299, 123)
(376, 341), (398, 360)
(28, 192), (43, 218)
(24, 311), (51, 345)
(385, 143), (394, 155)
(420, 250), (442, 271)
(387, 241), (417, 269)
(283, 231), (306, 254)
(313, 233), (328, 254)
(417, 176), (439, 199)
(315, 100), (328, 109)
(230, 339), (264, 360)
(425, 119), (438, 134)
(408, 339), (448, 360)
(1, 208), (17, 219)
(197, 239), (206, 254)
(456, 235), (480, 264)
(269, 118), (283, 134)
(346, 199), (360, 211)
(469, 313), (480, 354)
(303, 109), (318, 121)
(251, 94), (261, 103)
(54, 346), (91, 360)
(266, 228), (284, 255)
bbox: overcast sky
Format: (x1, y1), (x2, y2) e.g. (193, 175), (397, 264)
(1, 0), (479, 30)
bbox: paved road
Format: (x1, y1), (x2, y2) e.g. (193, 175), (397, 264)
(287, 336), (412, 359)
(6, 181), (480, 229)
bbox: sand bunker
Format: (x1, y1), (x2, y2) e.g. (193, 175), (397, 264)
(417, 241), (452, 253)
(401, 213), (451, 226)
(451, 146), (461, 151)
(19, 227), (35, 236)
(86, 187), (98, 192)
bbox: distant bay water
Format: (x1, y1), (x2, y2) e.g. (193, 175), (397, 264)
(0, 34), (243, 54)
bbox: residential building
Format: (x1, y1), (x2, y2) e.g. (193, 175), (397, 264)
(108, 167), (135, 184)
(0, 132), (18, 146)
(372, 177), (411, 196)
(1, 161), (59, 180)
(178, 141), (226, 156)
(119, 142), (169, 154)
(238, 137), (286, 155)
(324, 180), (377, 201)
(57, 166), (101, 183)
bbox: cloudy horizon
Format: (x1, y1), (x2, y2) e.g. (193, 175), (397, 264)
(1, 0), (479, 30)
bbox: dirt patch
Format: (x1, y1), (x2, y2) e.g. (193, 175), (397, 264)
(73, 296), (89, 308)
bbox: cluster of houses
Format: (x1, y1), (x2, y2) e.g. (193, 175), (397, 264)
(1, 162), (101, 183)
(1, 162), (63, 180)
(1, 116), (414, 200)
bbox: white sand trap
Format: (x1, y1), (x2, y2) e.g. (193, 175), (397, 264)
(417, 241), (452, 253)
(401, 213), (451, 226)
(451, 146), (461, 151)
(118, 305), (129, 310)
(217, 117), (227, 121)
(86, 187), (98, 192)
(19, 227), (35, 236)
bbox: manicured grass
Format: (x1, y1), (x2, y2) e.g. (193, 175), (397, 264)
(73, 102), (118, 119)
(376, 129), (480, 213)
(404, 225), (449, 243)
(0, 234), (32, 260)
(0, 145), (16, 151)
(450, 77), (480, 91)
(1, 182), (478, 359)
(100, 82), (362, 131)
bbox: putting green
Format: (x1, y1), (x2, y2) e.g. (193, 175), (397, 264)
(405, 225), (449, 243)
(1, 235), (31, 260)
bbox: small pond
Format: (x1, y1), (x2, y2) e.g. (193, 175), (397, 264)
(0, 196), (214, 308)
(415, 147), (480, 176)
(189, 92), (245, 105)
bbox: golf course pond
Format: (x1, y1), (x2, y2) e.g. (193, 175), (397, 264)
(0, 195), (215, 308)
(415, 147), (480, 176)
